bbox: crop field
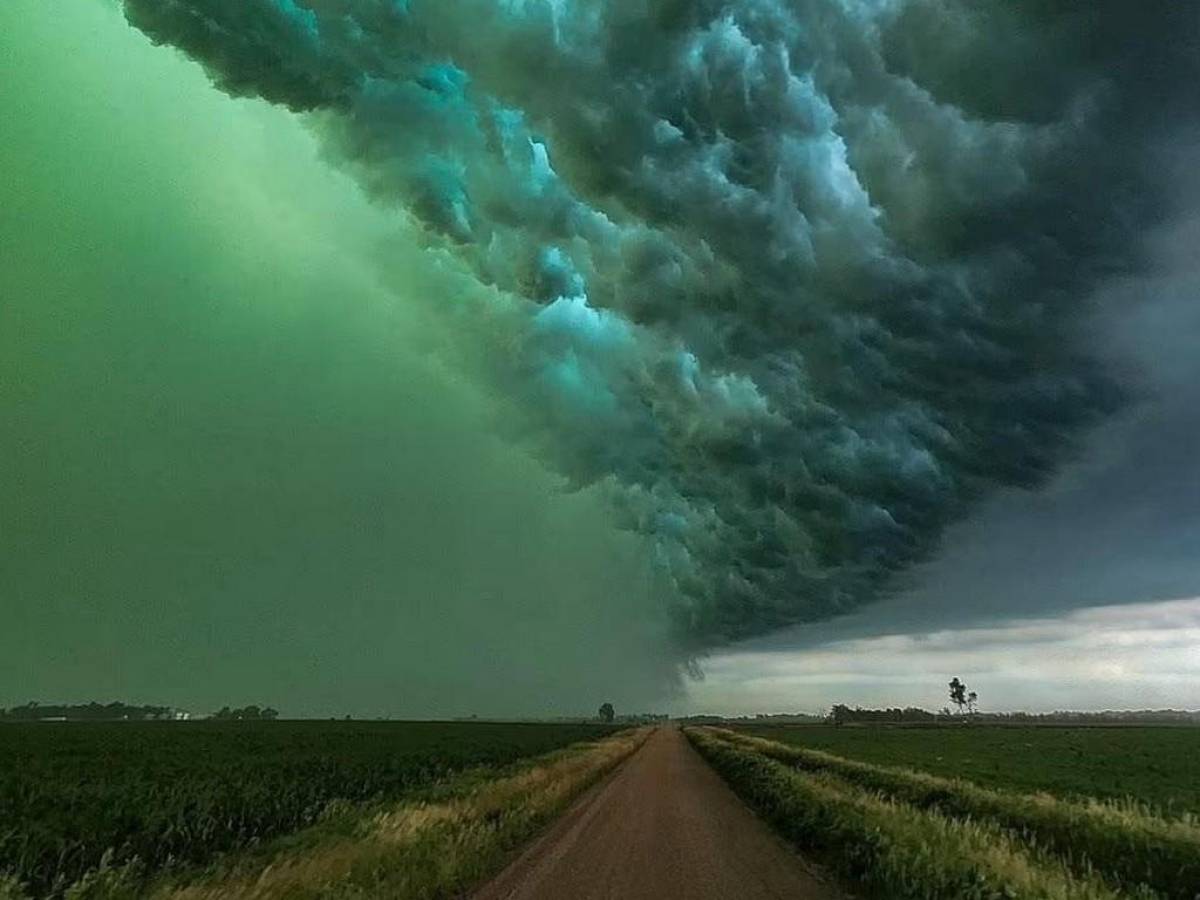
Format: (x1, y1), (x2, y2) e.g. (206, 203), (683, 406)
(736, 724), (1200, 816)
(0, 721), (618, 897)
(689, 727), (1200, 900)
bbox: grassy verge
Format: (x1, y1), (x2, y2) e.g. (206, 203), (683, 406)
(712, 728), (1200, 899)
(0, 721), (623, 897)
(1, 729), (648, 900)
(687, 728), (1155, 900)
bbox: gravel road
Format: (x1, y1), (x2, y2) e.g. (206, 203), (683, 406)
(474, 727), (842, 900)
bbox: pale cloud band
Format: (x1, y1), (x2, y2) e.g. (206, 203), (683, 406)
(688, 597), (1200, 714)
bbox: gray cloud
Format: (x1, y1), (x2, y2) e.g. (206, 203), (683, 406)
(120, 0), (1200, 648)
(734, 153), (1200, 657)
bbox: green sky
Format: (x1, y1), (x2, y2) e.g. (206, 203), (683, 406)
(6, 1), (1199, 718)
(0, 1), (678, 717)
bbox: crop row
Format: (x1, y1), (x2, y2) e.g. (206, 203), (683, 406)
(713, 728), (1200, 899)
(688, 728), (1198, 900)
(18, 728), (649, 900)
(740, 724), (1200, 815)
(0, 721), (618, 897)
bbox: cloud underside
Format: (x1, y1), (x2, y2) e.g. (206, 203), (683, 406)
(121, 0), (1198, 647)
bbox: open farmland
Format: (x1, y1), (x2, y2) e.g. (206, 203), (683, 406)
(0, 721), (618, 897)
(690, 727), (1200, 899)
(736, 724), (1200, 816)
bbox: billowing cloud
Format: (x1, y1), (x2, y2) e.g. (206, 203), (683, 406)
(0, 1), (681, 717)
(119, 0), (1199, 649)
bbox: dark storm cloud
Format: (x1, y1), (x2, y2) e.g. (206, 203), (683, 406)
(121, 0), (1200, 646)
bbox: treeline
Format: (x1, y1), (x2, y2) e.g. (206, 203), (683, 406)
(0, 702), (175, 722)
(984, 709), (1200, 725)
(828, 705), (1200, 726)
(615, 713), (670, 723)
(677, 713), (826, 725)
(830, 706), (938, 725)
(212, 705), (279, 720)
(1, 702), (282, 722)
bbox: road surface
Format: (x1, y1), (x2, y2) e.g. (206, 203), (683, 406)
(474, 727), (842, 900)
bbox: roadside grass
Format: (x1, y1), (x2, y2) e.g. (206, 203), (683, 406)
(687, 728), (1177, 900)
(714, 729), (1200, 900)
(1, 729), (649, 900)
(0, 721), (621, 897)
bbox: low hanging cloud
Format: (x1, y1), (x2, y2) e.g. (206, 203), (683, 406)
(121, 0), (1200, 649)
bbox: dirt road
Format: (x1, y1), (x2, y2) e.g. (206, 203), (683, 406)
(474, 727), (841, 900)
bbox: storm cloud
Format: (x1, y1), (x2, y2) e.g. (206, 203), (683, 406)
(1, 2), (680, 717)
(116, 0), (1200, 649)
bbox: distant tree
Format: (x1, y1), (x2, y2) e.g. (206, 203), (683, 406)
(262, 707), (279, 720)
(967, 691), (978, 715)
(598, 702), (615, 723)
(949, 678), (968, 715)
(829, 704), (852, 726)
(1, 701), (178, 722)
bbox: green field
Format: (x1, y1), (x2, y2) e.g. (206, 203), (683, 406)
(0, 721), (617, 897)
(738, 725), (1200, 816)
(693, 726), (1200, 899)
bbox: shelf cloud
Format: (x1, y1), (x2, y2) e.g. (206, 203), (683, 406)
(119, 0), (1200, 649)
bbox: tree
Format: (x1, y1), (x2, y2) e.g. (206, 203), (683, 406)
(262, 707), (279, 720)
(598, 702), (615, 723)
(829, 704), (851, 726)
(967, 691), (978, 715)
(948, 678), (968, 715)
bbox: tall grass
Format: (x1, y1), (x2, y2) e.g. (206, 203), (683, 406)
(146, 727), (650, 900)
(712, 728), (1200, 899)
(688, 728), (1136, 900)
(0, 722), (622, 899)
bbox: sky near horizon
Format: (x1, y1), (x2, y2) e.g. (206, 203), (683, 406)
(2, 1), (1199, 717)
